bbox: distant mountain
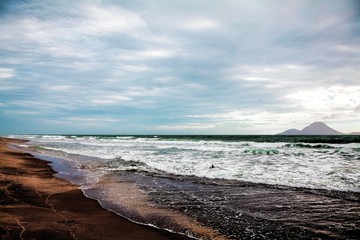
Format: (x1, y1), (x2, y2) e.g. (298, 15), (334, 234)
(278, 122), (344, 135)
(300, 122), (343, 135)
(348, 132), (360, 135)
(279, 129), (301, 135)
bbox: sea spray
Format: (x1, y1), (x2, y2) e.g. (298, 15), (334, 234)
(15, 134), (360, 192)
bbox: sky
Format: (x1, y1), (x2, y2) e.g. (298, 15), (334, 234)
(0, 0), (359, 135)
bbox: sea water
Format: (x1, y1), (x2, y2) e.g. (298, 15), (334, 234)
(11, 134), (360, 239)
(14, 135), (360, 192)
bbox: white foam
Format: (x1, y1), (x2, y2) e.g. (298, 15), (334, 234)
(16, 135), (360, 192)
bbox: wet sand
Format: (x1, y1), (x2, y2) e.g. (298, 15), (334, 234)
(113, 170), (360, 240)
(0, 138), (190, 240)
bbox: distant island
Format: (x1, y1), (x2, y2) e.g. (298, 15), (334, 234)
(278, 122), (359, 135)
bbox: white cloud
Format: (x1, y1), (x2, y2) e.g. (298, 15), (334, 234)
(179, 17), (220, 31)
(119, 64), (152, 73)
(355, 104), (360, 112)
(0, 2), (151, 59)
(286, 86), (360, 114)
(140, 49), (176, 58)
(3, 110), (42, 115)
(91, 95), (132, 105)
(46, 116), (121, 127)
(79, 3), (146, 35)
(158, 109), (313, 134)
(0, 68), (15, 79)
(65, 116), (119, 123)
(1, 0), (360, 134)
(224, 63), (360, 97)
(334, 44), (360, 53)
(240, 76), (270, 81)
(157, 123), (218, 130)
(45, 85), (73, 91)
(118, 49), (177, 61)
(226, 64), (310, 82)
(184, 106), (359, 134)
(124, 86), (178, 100)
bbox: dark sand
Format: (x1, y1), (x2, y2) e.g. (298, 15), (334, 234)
(0, 138), (191, 240)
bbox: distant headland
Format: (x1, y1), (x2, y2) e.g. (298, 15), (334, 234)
(278, 122), (360, 135)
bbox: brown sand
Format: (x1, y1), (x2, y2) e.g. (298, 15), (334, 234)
(0, 138), (191, 240)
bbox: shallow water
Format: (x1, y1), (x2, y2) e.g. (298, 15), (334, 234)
(113, 171), (360, 239)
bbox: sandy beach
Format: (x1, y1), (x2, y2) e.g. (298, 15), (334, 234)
(2, 136), (360, 240)
(0, 138), (191, 240)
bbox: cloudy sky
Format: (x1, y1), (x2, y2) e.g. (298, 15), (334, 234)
(1, 0), (359, 134)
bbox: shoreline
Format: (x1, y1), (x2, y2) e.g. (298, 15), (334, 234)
(10, 139), (227, 240)
(0, 137), (191, 239)
(2, 136), (359, 239)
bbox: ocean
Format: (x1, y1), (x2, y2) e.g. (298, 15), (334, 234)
(12, 135), (360, 239)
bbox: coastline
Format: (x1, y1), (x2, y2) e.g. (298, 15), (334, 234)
(2, 136), (359, 239)
(0, 137), (191, 240)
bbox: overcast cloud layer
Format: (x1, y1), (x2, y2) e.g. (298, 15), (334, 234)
(1, 0), (359, 134)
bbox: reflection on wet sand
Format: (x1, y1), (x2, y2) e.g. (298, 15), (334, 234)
(99, 171), (360, 239)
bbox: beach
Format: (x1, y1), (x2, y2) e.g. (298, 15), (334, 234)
(0, 138), (191, 240)
(1, 135), (360, 240)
